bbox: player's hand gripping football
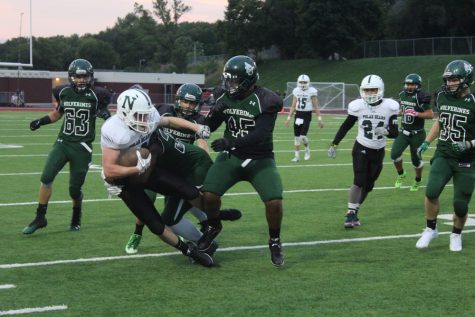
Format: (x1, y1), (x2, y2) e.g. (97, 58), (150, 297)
(136, 150), (151, 174)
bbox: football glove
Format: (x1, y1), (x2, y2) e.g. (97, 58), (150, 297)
(417, 141), (430, 159)
(30, 119), (42, 131)
(374, 127), (389, 136)
(452, 141), (473, 153)
(136, 150), (151, 174)
(404, 109), (418, 117)
(211, 138), (234, 152)
(327, 144), (337, 159)
(196, 125), (211, 139)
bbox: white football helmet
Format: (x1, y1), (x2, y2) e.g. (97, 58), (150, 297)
(360, 74), (384, 105)
(297, 74), (310, 90)
(116, 88), (154, 134)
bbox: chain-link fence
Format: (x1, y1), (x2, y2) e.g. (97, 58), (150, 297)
(363, 36), (475, 58)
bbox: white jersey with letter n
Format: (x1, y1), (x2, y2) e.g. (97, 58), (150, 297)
(348, 98), (399, 149)
(292, 86), (318, 112)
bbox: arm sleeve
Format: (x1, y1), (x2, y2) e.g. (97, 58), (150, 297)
(233, 111), (277, 148)
(332, 115), (358, 145)
(204, 103), (226, 132)
(387, 114), (399, 138)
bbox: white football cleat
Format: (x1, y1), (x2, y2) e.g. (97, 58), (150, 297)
(416, 227), (438, 249)
(291, 157), (299, 162)
(304, 148), (311, 160)
(449, 233), (462, 252)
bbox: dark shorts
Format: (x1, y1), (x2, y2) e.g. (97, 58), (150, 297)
(352, 141), (385, 192)
(203, 152), (283, 202)
(293, 111), (312, 136)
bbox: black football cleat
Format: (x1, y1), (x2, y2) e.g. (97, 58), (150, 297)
(22, 217), (47, 234)
(219, 208), (242, 221)
(185, 242), (214, 267)
(269, 238), (284, 268)
(69, 211), (82, 231)
(197, 222), (222, 251)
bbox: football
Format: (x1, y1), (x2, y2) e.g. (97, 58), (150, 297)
(104, 147), (151, 185)
(117, 147), (150, 167)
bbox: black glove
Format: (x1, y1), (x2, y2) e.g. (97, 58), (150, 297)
(30, 119), (42, 131)
(211, 138), (234, 152)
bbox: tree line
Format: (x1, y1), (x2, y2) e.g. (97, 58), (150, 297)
(0, 0), (473, 73)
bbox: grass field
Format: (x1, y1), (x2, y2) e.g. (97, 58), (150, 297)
(1, 110), (475, 316)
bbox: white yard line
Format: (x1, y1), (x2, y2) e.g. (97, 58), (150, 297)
(0, 184), (435, 207)
(0, 284), (15, 289)
(2, 230), (474, 270)
(0, 305), (67, 316)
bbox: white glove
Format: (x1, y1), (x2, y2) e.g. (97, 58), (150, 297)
(136, 150), (151, 174)
(327, 145), (337, 159)
(104, 182), (123, 198)
(196, 125), (211, 139)
(101, 169), (123, 198)
(374, 127), (389, 136)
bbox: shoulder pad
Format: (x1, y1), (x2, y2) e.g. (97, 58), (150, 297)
(255, 87), (283, 113)
(348, 99), (364, 114)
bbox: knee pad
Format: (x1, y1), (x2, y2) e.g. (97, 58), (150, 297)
(294, 136), (301, 146)
(454, 199), (469, 218)
(414, 161), (424, 169)
(69, 187), (82, 200)
(392, 156), (403, 163)
(301, 135), (309, 145)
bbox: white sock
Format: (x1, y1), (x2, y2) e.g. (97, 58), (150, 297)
(171, 218), (202, 242)
(188, 206), (207, 222)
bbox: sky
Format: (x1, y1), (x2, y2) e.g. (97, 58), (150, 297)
(0, 0), (227, 43)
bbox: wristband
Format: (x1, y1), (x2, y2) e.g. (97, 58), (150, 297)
(39, 115), (52, 125)
(318, 116), (322, 120)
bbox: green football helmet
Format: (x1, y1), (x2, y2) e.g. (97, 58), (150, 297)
(222, 55), (259, 97)
(175, 83), (203, 117)
(68, 59), (94, 92)
(403, 73), (422, 94)
(442, 60), (474, 95)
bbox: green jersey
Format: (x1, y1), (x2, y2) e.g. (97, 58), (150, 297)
(206, 86), (283, 159)
(53, 85), (111, 144)
(399, 90), (431, 131)
(434, 92), (475, 160)
(155, 104), (206, 144)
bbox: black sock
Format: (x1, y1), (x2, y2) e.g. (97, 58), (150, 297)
(269, 228), (281, 240)
(175, 239), (188, 254)
(134, 224), (145, 235)
(452, 227), (462, 234)
(415, 177), (422, 182)
(71, 206), (81, 223)
(36, 204), (48, 218)
(398, 169), (405, 175)
(427, 219), (437, 230)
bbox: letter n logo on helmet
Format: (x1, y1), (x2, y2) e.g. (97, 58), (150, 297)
(122, 96), (136, 110)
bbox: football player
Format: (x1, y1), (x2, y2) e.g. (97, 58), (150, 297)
(101, 88), (214, 267)
(124, 84), (242, 255)
(328, 74), (399, 229)
(22, 59), (112, 234)
(390, 74), (433, 191)
(416, 60), (475, 252)
(198, 55), (285, 267)
(285, 74), (324, 161)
